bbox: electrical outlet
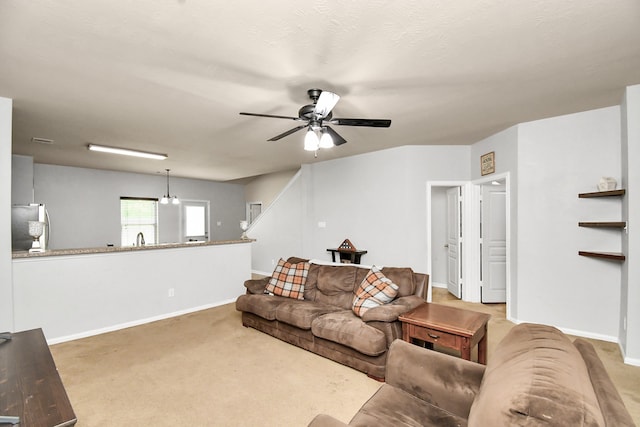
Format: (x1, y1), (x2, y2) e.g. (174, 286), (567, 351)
(271, 259), (275, 266)
(168, 288), (175, 297)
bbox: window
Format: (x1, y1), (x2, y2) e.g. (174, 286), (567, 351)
(121, 198), (158, 246)
(181, 200), (209, 242)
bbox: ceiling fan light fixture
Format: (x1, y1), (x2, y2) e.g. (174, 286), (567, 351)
(319, 129), (334, 148)
(304, 129), (319, 151)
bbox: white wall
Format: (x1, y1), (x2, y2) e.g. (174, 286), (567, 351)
(12, 243), (252, 342)
(11, 154), (33, 205)
(249, 169), (305, 275)
(470, 126), (519, 316)
(0, 97), (13, 331)
(517, 106), (622, 340)
(250, 104), (629, 345)
(244, 168), (299, 211)
(621, 85), (640, 364)
(250, 146), (470, 275)
(32, 163), (246, 249)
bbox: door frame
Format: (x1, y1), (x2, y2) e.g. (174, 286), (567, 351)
(427, 172), (511, 318)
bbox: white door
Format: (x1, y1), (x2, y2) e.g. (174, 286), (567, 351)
(481, 183), (507, 303)
(446, 187), (462, 298)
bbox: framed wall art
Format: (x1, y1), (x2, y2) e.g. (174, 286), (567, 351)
(481, 151), (495, 176)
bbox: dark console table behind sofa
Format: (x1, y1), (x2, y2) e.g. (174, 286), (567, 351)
(0, 328), (77, 426)
(326, 248), (368, 264)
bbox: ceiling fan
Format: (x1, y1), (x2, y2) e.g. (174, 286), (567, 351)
(239, 88), (391, 151)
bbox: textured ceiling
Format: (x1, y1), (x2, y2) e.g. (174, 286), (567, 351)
(1, 1), (640, 181)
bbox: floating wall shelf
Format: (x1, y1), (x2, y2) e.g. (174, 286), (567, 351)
(578, 221), (626, 228)
(578, 189), (626, 198)
(578, 188), (626, 262)
(578, 251), (626, 261)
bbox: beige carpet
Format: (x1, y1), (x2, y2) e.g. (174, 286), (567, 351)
(50, 288), (640, 426)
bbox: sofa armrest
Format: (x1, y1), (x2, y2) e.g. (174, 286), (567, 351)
(244, 277), (270, 294)
(307, 414), (349, 427)
(574, 339), (636, 426)
(361, 295), (425, 322)
(386, 339), (485, 419)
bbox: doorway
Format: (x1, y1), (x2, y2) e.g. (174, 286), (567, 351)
(427, 173), (510, 308)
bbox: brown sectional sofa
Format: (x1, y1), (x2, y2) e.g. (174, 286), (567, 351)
(309, 323), (635, 427)
(235, 257), (429, 379)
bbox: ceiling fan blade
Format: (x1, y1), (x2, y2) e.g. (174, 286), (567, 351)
(267, 125), (308, 141)
(331, 118), (391, 127)
(314, 91), (340, 118)
(324, 126), (347, 146)
(240, 112), (299, 120)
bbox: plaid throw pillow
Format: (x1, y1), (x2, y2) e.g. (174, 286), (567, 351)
(265, 258), (310, 300)
(352, 266), (399, 317)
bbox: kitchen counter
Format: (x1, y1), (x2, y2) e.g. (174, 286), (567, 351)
(12, 239), (253, 342)
(12, 239), (254, 259)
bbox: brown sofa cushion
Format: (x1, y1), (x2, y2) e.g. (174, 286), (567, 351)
(468, 323), (605, 427)
(380, 267), (416, 297)
(314, 265), (358, 309)
(275, 300), (342, 330)
(235, 294), (286, 320)
(311, 311), (387, 356)
(360, 295), (425, 322)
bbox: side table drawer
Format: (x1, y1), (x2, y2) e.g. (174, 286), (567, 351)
(409, 325), (458, 348)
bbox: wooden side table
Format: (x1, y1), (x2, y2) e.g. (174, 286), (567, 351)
(399, 303), (491, 364)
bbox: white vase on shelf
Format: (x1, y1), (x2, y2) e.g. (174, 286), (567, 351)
(597, 177), (617, 191)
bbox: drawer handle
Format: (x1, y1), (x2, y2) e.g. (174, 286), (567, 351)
(428, 333), (440, 340)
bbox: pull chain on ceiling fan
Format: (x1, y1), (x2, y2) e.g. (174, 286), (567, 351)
(239, 88), (391, 151)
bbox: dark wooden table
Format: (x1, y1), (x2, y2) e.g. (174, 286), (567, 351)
(326, 248), (368, 264)
(399, 303), (491, 364)
(0, 328), (77, 426)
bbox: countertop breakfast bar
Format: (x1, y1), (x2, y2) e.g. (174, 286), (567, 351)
(11, 239), (253, 343)
(12, 239), (252, 258)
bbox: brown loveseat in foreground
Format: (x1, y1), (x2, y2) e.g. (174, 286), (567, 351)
(235, 257), (428, 380)
(309, 323), (635, 426)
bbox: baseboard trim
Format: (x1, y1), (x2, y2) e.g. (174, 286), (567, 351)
(619, 343), (640, 367)
(623, 356), (640, 367)
(432, 282), (447, 289)
(507, 317), (617, 343)
(47, 299), (237, 345)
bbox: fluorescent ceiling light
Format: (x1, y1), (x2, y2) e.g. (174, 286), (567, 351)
(87, 144), (167, 160)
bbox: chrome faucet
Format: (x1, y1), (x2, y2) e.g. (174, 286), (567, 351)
(136, 232), (145, 246)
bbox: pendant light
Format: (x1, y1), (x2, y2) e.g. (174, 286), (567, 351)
(160, 169), (180, 205)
